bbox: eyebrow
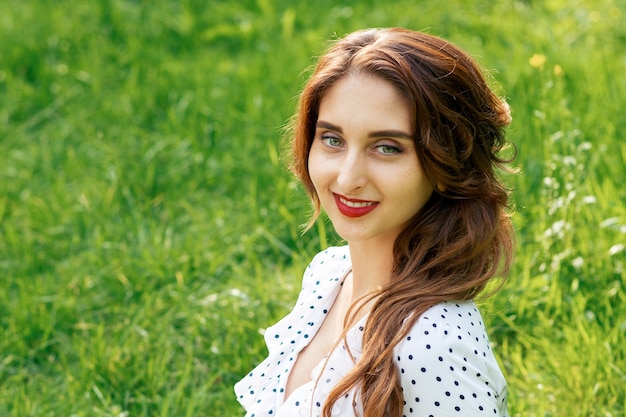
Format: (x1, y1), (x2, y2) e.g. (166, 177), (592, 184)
(316, 120), (413, 141)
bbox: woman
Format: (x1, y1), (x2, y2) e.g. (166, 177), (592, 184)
(235, 27), (515, 417)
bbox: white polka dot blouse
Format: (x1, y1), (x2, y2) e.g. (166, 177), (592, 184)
(235, 245), (509, 417)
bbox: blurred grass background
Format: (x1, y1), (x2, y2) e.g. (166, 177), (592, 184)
(0, 0), (624, 416)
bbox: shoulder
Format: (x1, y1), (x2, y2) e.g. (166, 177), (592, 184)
(395, 301), (495, 366)
(394, 300), (509, 416)
(301, 245), (351, 291)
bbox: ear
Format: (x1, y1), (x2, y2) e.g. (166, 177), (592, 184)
(436, 183), (446, 192)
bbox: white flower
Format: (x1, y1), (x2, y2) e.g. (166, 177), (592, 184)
(544, 220), (571, 238)
(609, 244), (624, 256)
(571, 257), (584, 269)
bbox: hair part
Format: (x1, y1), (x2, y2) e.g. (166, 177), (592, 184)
(288, 27), (515, 417)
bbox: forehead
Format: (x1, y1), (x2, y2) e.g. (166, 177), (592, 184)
(317, 73), (412, 133)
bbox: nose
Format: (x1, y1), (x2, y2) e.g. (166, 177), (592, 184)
(336, 149), (367, 191)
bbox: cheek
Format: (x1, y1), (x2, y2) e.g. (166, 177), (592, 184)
(307, 146), (328, 187)
(307, 148), (317, 176)
(397, 167), (433, 210)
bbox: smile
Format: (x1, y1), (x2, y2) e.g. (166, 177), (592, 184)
(333, 194), (378, 218)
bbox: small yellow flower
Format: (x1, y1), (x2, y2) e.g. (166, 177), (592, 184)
(553, 64), (563, 76)
(529, 54), (546, 68)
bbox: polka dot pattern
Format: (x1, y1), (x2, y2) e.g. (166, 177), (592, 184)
(234, 246), (509, 417)
(395, 302), (509, 416)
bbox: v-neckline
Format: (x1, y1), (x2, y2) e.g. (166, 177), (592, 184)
(280, 268), (357, 406)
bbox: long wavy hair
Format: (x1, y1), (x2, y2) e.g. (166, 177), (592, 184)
(289, 28), (515, 417)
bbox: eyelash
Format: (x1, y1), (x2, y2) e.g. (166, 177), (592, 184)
(321, 134), (342, 147)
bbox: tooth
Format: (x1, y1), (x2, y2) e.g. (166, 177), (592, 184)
(340, 197), (373, 208)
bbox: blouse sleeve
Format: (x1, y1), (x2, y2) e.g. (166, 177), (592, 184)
(394, 301), (509, 417)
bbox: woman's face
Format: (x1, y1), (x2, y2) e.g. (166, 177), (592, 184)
(308, 73), (433, 247)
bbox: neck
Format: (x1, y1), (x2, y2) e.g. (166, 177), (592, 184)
(347, 240), (394, 303)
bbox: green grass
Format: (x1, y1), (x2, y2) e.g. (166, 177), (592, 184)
(0, 0), (624, 416)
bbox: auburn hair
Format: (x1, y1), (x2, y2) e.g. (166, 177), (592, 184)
(288, 28), (515, 417)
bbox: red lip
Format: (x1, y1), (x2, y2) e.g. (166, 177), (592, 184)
(333, 194), (378, 218)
